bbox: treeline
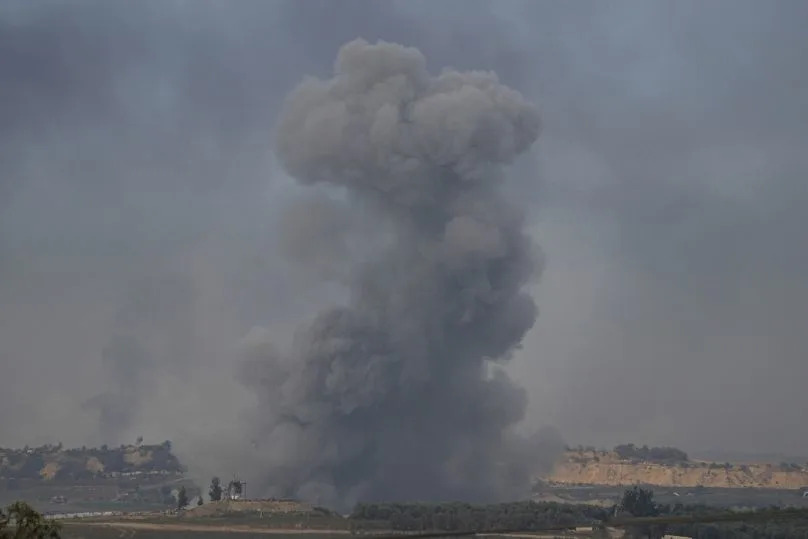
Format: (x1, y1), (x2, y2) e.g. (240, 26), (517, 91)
(618, 486), (808, 539)
(614, 443), (689, 463)
(350, 497), (808, 538)
(349, 490), (808, 537)
(653, 504), (808, 539)
(349, 501), (608, 531)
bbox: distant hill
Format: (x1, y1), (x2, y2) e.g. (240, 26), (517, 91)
(545, 444), (808, 490)
(0, 441), (183, 483)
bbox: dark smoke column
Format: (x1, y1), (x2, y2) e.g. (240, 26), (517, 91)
(243, 39), (542, 509)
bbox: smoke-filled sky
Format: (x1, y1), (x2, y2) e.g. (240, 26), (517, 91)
(240, 38), (545, 507)
(2, 0), (808, 489)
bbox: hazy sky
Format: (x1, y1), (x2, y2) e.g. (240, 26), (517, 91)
(1, 0), (807, 471)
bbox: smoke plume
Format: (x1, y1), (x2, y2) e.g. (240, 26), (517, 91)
(240, 39), (543, 508)
(3, 0), (807, 476)
(82, 271), (197, 444)
(82, 335), (151, 444)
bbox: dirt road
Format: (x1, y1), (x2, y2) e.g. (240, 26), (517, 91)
(68, 521), (352, 535)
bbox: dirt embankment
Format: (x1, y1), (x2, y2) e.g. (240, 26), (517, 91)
(67, 501), (349, 537)
(545, 450), (808, 489)
(183, 499), (315, 518)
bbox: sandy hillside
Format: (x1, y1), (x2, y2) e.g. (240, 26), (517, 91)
(545, 450), (808, 489)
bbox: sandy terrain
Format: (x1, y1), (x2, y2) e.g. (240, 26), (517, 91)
(546, 450), (808, 490)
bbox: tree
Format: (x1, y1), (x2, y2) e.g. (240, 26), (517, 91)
(18, 454), (45, 479)
(0, 501), (62, 538)
(176, 486), (188, 511)
(620, 486), (659, 518)
(209, 477), (223, 501)
(618, 487), (665, 539)
(197, 496), (203, 506)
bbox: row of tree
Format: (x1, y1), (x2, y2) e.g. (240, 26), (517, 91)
(348, 489), (808, 538)
(614, 443), (690, 463)
(617, 486), (808, 539)
(174, 476), (246, 511)
(349, 500), (608, 531)
(207, 476), (242, 502)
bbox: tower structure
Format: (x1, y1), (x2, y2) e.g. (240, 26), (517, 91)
(225, 474), (247, 500)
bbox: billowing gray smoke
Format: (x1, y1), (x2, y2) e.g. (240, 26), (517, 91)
(83, 272), (196, 445)
(83, 335), (151, 444)
(240, 39), (544, 508)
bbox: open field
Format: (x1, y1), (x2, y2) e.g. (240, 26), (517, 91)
(56, 499), (354, 538)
